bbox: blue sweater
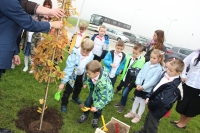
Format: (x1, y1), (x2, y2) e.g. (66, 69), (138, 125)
(135, 61), (163, 93)
(103, 50), (126, 76)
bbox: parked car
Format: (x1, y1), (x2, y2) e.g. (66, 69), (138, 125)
(122, 32), (137, 44)
(106, 28), (129, 43)
(165, 46), (193, 61)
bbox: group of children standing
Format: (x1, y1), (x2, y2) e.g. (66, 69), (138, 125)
(55, 21), (185, 133)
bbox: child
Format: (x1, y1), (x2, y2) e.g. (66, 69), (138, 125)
(124, 49), (164, 123)
(134, 59), (184, 133)
(77, 60), (114, 128)
(20, 15), (40, 72)
(58, 39), (94, 113)
(103, 40), (126, 87)
(114, 44), (145, 113)
(68, 21), (89, 54)
(91, 25), (109, 62)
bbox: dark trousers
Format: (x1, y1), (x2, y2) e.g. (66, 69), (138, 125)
(110, 76), (117, 87)
(0, 69), (6, 80)
(61, 74), (83, 106)
(84, 88), (102, 119)
(93, 55), (102, 62)
(139, 112), (159, 133)
(120, 86), (133, 106)
(116, 80), (125, 91)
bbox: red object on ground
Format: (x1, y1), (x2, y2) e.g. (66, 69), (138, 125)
(163, 110), (171, 118)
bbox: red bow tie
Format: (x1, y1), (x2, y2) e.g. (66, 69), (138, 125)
(165, 74), (170, 80)
(96, 36), (102, 41)
(92, 78), (97, 82)
(114, 52), (121, 58)
(78, 33), (82, 37)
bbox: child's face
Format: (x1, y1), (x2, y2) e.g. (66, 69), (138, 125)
(80, 49), (90, 56)
(115, 45), (124, 54)
(153, 32), (157, 42)
(98, 28), (106, 37)
(132, 49), (142, 59)
(150, 53), (160, 65)
(166, 63), (181, 77)
(44, 4), (51, 9)
(87, 70), (100, 79)
(79, 27), (86, 33)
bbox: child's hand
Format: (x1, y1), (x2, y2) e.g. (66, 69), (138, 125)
(90, 107), (98, 112)
(58, 83), (65, 91)
(83, 85), (87, 89)
(145, 98), (149, 104)
(110, 63), (116, 68)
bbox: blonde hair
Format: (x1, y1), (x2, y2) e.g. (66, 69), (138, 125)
(170, 59), (184, 72)
(79, 21), (88, 29)
(151, 49), (165, 66)
(80, 38), (94, 52)
(99, 25), (106, 30)
(86, 60), (102, 73)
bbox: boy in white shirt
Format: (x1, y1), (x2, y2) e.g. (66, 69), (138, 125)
(103, 40), (126, 87)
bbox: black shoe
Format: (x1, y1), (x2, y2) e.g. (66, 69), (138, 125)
(71, 98), (82, 105)
(0, 128), (14, 133)
(117, 105), (125, 113)
(77, 114), (88, 123)
(170, 120), (178, 124)
(174, 124), (186, 129)
(132, 97), (135, 101)
(91, 118), (98, 128)
(114, 102), (121, 107)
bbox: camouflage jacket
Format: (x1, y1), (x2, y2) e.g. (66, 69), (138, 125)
(84, 67), (114, 110)
(20, 31), (41, 55)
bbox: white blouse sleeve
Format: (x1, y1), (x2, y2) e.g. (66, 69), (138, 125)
(181, 51), (196, 78)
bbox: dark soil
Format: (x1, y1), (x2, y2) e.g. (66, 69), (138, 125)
(15, 106), (63, 133)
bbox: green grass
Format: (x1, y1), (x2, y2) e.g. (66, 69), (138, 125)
(0, 51), (199, 133)
(66, 17), (89, 27)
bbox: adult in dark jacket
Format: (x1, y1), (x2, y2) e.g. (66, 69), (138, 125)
(144, 30), (166, 62)
(0, 0), (63, 79)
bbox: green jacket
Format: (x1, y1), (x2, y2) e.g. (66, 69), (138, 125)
(84, 67), (114, 110)
(120, 54), (145, 80)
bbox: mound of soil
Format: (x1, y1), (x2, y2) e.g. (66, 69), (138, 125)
(15, 106), (63, 133)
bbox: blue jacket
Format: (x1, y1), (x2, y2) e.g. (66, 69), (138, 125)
(0, 0), (50, 69)
(135, 61), (163, 92)
(147, 72), (182, 120)
(103, 50), (126, 76)
(61, 48), (94, 88)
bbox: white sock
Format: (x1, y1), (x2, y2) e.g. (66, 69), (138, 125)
(132, 96), (140, 114)
(138, 98), (146, 117)
(24, 56), (29, 68)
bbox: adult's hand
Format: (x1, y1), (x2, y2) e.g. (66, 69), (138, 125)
(49, 8), (65, 18)
(13, 55), (21, 65)
(36, 5), (65, 18)
(50, 21), (63, 29)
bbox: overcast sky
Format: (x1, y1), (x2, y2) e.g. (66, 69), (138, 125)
(33, 0), (199, 50)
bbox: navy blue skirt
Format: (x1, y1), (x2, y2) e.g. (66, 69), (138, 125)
(134, 90), (148, 99)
